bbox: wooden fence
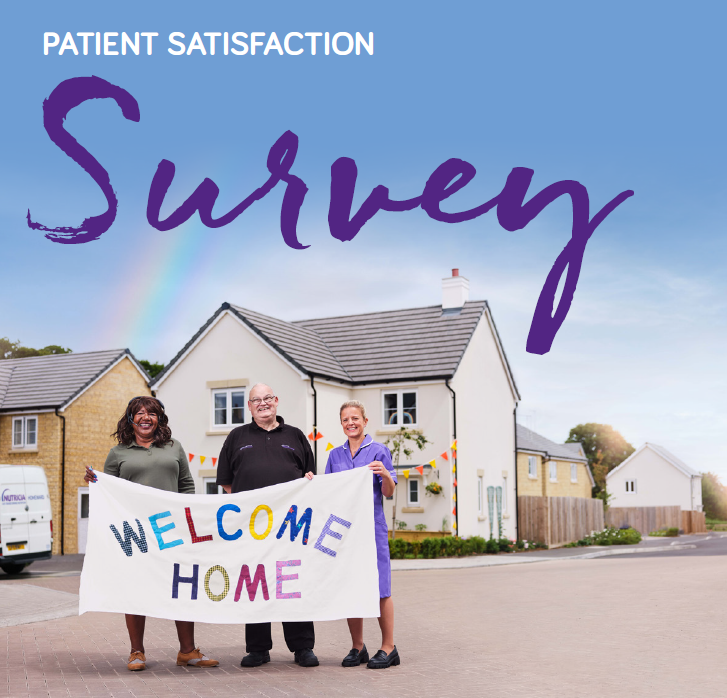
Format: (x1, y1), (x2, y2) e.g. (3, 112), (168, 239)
(605, 506), (680, 535)
(518, 496), (604, 547)
(681, 510), (707, 534)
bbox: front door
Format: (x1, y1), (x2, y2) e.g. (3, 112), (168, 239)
(77, 488), (89, 554)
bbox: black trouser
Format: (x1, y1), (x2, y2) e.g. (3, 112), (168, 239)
(245, 621), (315, 653)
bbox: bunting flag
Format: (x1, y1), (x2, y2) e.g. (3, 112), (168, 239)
(188, 453), (195, 462)
(199, 456), (206, 465)
(440, 451), (449, 461)
(452, 507), (456, 515)
(453, 478), (458, 487)
(308, 431), (324, 441)
(325, 442), (335, 451)
(415, 465), (424, 475)
(451, 440), (457, 450)
(453, 521), (457, 530)
(212, 457), (218, 467)
(428, 459), (436, 469)
(452, 465), (456, 474)
(453, 493), (456, 502)
(403, 469), (410, 479)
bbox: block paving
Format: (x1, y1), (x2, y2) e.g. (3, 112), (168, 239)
(2, 554), (725, 697)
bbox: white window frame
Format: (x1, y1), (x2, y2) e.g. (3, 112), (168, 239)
(407, 478), (420, 506)
(570, 463), (578, 483)
(211, 388), (246, 429)
(625, 479), (637, 494)
(203, 477), (224, 495)
(549, 460), (558, 482)
(382, 389), (418, 427)
(477, 475), (484, 515)
(12, 415), (38, 449)
(528, 455), (538, 479)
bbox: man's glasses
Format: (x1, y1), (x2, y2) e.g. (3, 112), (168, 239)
(249, 395), (276, 405)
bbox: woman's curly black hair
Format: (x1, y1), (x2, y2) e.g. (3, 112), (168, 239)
(112, 396), (172, 447)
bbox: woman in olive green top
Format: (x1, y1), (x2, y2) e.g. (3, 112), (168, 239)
(84, 396), (219, 672)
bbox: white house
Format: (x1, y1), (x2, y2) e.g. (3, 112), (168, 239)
(150, 270), (521, 539)
(607, 443), (703, 511)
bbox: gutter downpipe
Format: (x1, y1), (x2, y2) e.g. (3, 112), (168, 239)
(310, 374), (318, 471)
(513, 406), (518, 541)
(55, 408), (66, 555)
(445, 380), (458, 535)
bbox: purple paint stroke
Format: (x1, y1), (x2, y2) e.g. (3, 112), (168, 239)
(147, 130), (309, 249)
(333, 157), (634, 354)
(27, 76), (140, 243)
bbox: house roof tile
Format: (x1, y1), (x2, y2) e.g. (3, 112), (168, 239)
(0, 349), (142, 411)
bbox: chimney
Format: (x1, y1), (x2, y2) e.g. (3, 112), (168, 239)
(442, 268), (469, 310)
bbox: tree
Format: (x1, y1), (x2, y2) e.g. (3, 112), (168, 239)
(566, 423), (635, 496)
(702, 472), (727, 522)
(1, 337), (71, 359)
(385, 427), (430, 538)
(139, 360), (165, 378)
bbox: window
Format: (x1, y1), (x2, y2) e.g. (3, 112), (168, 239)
(12, 416), (38, 449)
(203, 477), (224, 495)
(528, 456), (538, 478)
(382, 390), (417, 426)
(625, 479), (637, 494)
(477, 475), (484, 515)
(407, 478), (420, 506)
(549, 461), (558, 481)
(212, 389), (245, 428)
(570, 463), (578, 482)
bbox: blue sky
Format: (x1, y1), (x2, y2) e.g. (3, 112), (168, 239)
(2, 1), (726, 480)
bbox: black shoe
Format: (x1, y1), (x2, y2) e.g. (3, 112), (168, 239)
(367, 646), (400, 669)
(294, 648), (319, 667)
(341, 644), (369, 667)
(240, 650), (270, 667)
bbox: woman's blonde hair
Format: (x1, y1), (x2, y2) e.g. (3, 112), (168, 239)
(340, 400), (367, 420)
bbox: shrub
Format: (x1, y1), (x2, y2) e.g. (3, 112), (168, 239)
(396, 520), (408, 530)
(420, 537), (440, 559)
(415, 523), (427, 531)
(485, 538), (499, 554)
(469, 536), (487, 554)
(650, 527), (679, 537)
(425, 482), (443, 496)
(498, 537), (514, 553)
(576, 527), (642, 546)
(389, 538), (409, 559)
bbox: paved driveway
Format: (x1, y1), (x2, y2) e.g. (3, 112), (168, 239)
(1, 544), (724, 697)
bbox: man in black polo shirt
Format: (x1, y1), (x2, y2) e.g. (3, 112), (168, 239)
(216, 383), (318, 668)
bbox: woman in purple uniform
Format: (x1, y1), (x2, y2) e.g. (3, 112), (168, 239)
(325, 400), (400, 669)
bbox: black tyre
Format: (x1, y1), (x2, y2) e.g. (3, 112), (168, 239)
(1, 562), (28, 575)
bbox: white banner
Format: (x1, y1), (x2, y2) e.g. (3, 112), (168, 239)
(79, 468), (380, 623)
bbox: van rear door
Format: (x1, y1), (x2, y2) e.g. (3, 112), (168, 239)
(0, 466), (30, 557)
(24, 467), (52, 556)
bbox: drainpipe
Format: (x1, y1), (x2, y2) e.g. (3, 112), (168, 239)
(310, 374), (318, 472)
(55, 408), (66, 555)
(513, 406), (518, 541)
(445, 380), (458, 535)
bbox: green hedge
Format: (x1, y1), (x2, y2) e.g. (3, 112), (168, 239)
(388, 536), (546, 559)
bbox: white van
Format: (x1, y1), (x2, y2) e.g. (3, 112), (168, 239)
(0, 465), (53, 574)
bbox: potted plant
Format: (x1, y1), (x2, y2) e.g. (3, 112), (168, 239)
(425, 482), (443, 496)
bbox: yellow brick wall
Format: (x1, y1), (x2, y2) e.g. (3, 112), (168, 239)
(517, 452), (544, 496)
(1, 412), (63, 552)
(517, 452), (592, 499)
(543, 459), (593, 498)
(61, 357), (151, 554)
